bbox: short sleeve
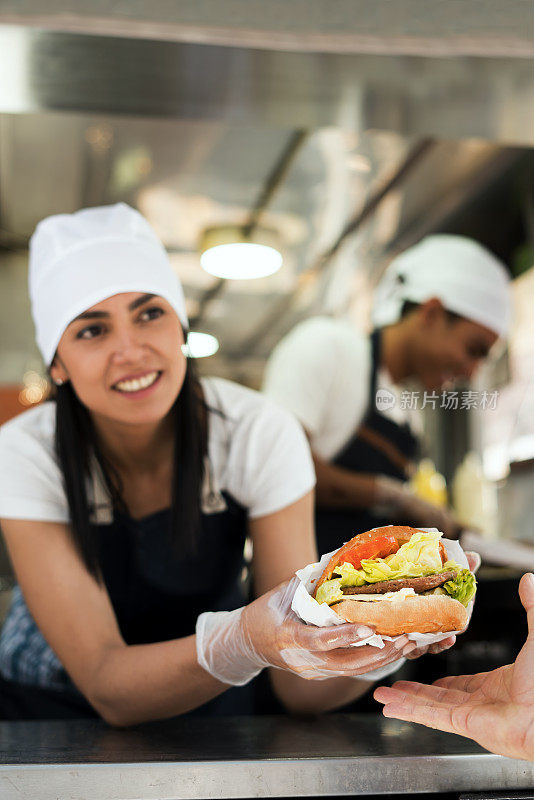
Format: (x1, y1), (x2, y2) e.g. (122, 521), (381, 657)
(262, 318), (338, 437)
(263, 318), (373, 460)
(225, 396), (316, 519)
(0, 411), (69, 523)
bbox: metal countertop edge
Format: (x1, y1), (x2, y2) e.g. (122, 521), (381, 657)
(1, 754), (534, 799)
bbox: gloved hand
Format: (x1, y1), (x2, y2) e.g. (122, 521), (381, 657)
(196, 577), (412, 686)
(374, 475), (461, 539)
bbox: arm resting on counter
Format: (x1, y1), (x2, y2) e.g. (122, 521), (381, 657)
(1, 496), (406, 725)
(0, 517), (231, 727)
(90, 636), (228, 726)
(1, 512), (386, 725)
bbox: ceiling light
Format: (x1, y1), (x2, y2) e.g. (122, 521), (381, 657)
(199, 225), (283, 280)
(182, 332), (219, 358)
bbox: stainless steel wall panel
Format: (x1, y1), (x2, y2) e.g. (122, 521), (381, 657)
(1, 0), (534, 58)
(0, 27), (533, 146)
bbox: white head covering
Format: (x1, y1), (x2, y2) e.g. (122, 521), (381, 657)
(372, 235), (511, 337)
(29, 203), (188, 365)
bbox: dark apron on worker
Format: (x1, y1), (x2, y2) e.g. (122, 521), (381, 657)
(0, 492), (252, 720)
(314, 328), (419, 558)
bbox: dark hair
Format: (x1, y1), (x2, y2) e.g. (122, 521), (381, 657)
(400, 299), (462, 323)
(52, 359), (207, 581)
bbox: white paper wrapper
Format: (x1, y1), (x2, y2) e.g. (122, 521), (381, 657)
(292, 528), (474, 649)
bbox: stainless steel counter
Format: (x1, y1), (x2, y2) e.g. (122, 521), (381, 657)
(0, 715), (534, 800)
(0, 714), (533, 799)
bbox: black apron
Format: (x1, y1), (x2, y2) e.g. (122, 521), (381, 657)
(314, 329), (419, 558)
(0, 492), (252, 720)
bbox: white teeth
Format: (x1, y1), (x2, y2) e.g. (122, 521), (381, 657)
(115, 371), (159, 393)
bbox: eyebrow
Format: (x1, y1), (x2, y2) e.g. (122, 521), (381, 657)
(72, 294), (156, 322)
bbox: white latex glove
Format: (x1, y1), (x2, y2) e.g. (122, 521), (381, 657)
(196, 578), (411, 686)
(374, 475), (461, 540)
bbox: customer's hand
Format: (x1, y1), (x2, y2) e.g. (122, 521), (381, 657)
(374, 475), (462, 539)
(196, 578), (411, 685)
(374, 573), (534, 761)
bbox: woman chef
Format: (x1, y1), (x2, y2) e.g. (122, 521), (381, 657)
(263, 235), (511, 559)
(0, 204), (431, 724)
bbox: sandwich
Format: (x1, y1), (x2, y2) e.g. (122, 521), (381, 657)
(312, 525), (476, 636)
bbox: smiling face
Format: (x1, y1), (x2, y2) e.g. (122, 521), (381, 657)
(50, 292), (187, 428)
(406, 299), (498, 391)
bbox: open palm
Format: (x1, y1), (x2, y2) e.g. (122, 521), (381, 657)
(374, 573), (534, 761)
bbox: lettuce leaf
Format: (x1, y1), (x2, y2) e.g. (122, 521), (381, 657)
(442, 568), (477, 607)
(335, 562), (367, 587)
(358, 558), (429, 582)
(385, 529), (444, 571)
(315, 578), (344, 605)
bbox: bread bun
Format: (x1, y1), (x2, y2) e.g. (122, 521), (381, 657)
(332, 594), (468, 636)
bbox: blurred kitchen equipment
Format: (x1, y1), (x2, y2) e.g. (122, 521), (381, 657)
(461, 529), (534, 571)
(410, 458), (447, 507)
(453, 451), (498, 538)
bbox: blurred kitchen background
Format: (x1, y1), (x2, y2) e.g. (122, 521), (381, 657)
(0, 4), (533, 675)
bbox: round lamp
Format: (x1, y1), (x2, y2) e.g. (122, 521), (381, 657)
(182, 331), (219, 358)
(199, 225), (282, 280)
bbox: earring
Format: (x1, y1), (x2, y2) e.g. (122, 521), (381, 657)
(55, 378), (65, 386)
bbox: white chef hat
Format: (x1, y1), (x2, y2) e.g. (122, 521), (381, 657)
(29, 203), (188, 365)
(372, 235), (511, 337)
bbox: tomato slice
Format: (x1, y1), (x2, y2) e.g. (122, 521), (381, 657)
(313, 528), (400, 597)
(341, 534), (399, 569)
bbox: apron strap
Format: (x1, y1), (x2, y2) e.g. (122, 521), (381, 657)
(366, 328), (382, 414)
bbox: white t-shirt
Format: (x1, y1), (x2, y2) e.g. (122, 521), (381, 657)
(263, 317), (420, 460)
(0, 376), (315, 524)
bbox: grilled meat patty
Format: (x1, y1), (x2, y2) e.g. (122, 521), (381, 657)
(341, 570), (456, 596)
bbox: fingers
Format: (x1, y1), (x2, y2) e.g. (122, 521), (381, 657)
(377, 695), (460, 735)
(428, 635), (456, 655)
(511, 576), (534, 703)
(297, 621), (375, 652)
(314, 641), (405, 677)
(434, 671), (489, 693)
(281, 641), (405, 679)
(377, 680), (471, 707)
(518, 574), (534, 666)
(374, 681), (472, 736)
(402, 635), (456, 661)
(465, 551), (481, 574)
(404, 644), (428, 660)
(278, 646), (342, 677)
(519, 573), (534, 617)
